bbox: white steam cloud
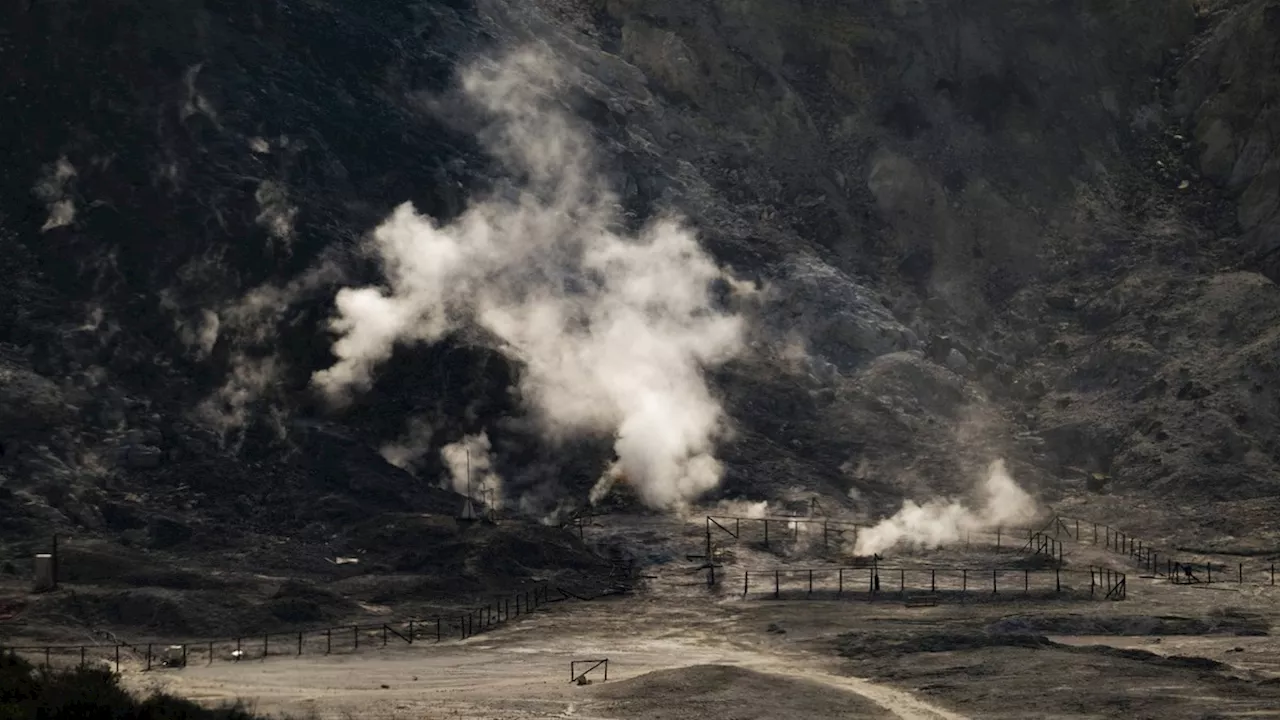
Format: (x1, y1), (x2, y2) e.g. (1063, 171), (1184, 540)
(312, 49), (746, 509)
(35, 156), (77, 232)
(854, 459), (1039, 556)
(441, 432), (504, 508)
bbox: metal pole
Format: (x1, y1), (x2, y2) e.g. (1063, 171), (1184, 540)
(326, 630), (331, 654)
(208, 641), (213, 665)
(764, 519), (769, 548)
(900, 568), (905, 598)
(1239, 563), (1244, 584)
(264, 634), (269, 659)
(774, 569), (779, 599)
(116, 645), (120, 673)
(744, 571), (749, 597)
(353, 626), (359, 650)
(80, 646), (85, 668)
(808, 569), (813, 597)
(931, 569), (936, 593)
(992, 568), (997, 594)
(437, 618), (442, 642)
(146, 644), (152, 671)
(1024, 569), (1029, 595)
(838, 568), (843, 597)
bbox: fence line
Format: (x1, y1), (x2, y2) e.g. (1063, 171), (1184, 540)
(1050, 515), (1278, 587)
(721, 564), (1124, 603)
(8, 584), (567, 673)
(699, 515), (1041, 559)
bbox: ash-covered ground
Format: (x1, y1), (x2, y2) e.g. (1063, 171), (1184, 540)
(3, 0), (1280, 716)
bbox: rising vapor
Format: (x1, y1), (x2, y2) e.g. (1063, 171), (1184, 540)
(854, 460), (1039, 556)
(312, 49), (746, 509)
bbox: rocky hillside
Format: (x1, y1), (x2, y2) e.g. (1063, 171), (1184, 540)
(0, 0), (1278, 560)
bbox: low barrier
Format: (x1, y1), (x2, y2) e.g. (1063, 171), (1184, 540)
(700, 515), (1040, 559)
(1049, 515), (1278, 587)
(723, 564), (1125, 603)
(8, 584), (555, 672)
(570, 658), (608, 684)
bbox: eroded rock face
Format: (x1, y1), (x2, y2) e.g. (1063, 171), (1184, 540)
(1175, 0), (1280, 276)
(0, 0), (1277, 546)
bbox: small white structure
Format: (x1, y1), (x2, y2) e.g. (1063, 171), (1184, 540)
(32, 554), (54, 592)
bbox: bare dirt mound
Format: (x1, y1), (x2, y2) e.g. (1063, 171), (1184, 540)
(588, 664), (892, 719)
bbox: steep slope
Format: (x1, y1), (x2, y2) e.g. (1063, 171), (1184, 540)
(0, 0), (1277, 575)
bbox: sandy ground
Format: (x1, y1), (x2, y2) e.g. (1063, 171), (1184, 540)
(97, 512), (1280, 718)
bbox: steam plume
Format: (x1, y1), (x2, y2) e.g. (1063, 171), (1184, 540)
(312, 49), (746, 509)
(854, 460), (1038, 556)
(441, 432), (503, 508)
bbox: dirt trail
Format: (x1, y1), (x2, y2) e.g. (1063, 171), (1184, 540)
(124, 595), (968, 720)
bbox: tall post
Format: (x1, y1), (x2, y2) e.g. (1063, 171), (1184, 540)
(931, 569), (936, 593)
(326, 629), (331, 654)
(837, 568), (843, 597)
(808, 569), (813, 597)
(992, 568), (998, 595)
(1239, 563), (1244, 584)
(744, 570), (749, 597)
(997, 527), (1001, 551)
(297, 633), (303, 656)
(764, 519), (769, 548)
(774, 569), (779, 599)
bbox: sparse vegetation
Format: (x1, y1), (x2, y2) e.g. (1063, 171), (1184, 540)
(0, 651), (263, 720)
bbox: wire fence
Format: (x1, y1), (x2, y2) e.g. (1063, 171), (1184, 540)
(699, 515), (1044, 559)
(1049, 515), (1279, 587)
(7, 584), (559, 673)
(717, 564), (1125, 603)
